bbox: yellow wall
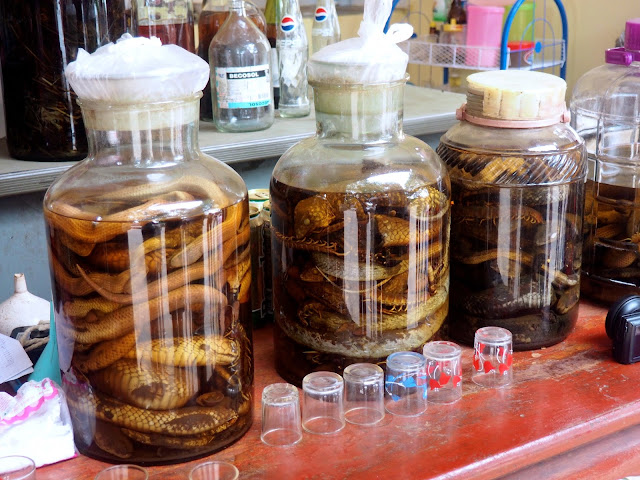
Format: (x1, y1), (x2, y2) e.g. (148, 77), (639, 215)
(329, 0), (640, 94)
(563, 0), (639, 93)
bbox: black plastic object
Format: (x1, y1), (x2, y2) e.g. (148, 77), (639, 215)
(605, 295), (640, 364)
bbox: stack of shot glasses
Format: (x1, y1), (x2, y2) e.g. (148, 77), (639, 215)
(261, 326), (514, 446)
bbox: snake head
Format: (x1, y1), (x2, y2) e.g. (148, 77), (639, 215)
(294, 196), (335, 238)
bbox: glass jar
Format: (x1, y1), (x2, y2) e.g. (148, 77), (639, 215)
(571, 18), (640, 305)
(44, 53), (252, 463)
(132, 0), (196, 52)
(437, 70), (586, 350)
(270, 62), (451, 386)
(0, 1), (125, 161)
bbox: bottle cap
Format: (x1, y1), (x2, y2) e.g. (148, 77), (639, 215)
(625, 18), (640, 51)
(462, 70), (567, 123)
(605, 18), (640, 65)
(65, 34), (209, 104)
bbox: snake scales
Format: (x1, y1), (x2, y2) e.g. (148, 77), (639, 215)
(437, 143), (584, 349)
(271, 181), (451, 365)
(45, 178), (253, 459)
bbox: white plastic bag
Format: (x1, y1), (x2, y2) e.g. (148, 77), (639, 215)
(0, 378), (76, 467)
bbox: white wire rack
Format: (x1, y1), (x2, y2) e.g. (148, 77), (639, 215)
(398, 36), (565, 71)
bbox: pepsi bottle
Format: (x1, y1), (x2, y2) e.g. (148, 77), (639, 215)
(276, 0), (310, 118)
(311, 0), (340, 54)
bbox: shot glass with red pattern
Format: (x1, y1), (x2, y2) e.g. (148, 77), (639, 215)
(472, 326), (513, 388)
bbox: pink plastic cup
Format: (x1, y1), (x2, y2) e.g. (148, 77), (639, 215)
(466, 5), (505, 68)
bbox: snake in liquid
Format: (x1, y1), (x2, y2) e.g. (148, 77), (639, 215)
(45, 180), (253, 460)
(271, 178), (451, 378)
(437, 143), (584, 349)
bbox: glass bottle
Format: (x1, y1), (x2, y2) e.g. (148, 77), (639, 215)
(437, 70), (586, 350)
(209, 0), (274, 132)
(311, 0), (340, 54)
(447, 0), (466, 25)
(264, 0), (280, 108)
(571, 18), (640, 305)
(44, 39), (253, 464)
(198, 0), (267, 121)
(277, 0), (310, 117)
(132, 0), (195, 52)
(270, 60), (451, 386)
(0, 1), (125, 161)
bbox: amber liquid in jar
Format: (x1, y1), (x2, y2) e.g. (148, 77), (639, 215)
(270, 168), (450, 386)
(438, 144), (583, 350)
(138, 21), (195, 52)
(582, 178), (640, 304)
(45, 195), (252, 464)
(198, 9), (267, 121)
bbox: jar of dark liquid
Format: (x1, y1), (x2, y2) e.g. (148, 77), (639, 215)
(132, 0), (196, 52)
(0, 1), (125, 161)
(437, 70), (586, 350)
(571, 18), (640, 305)
(270, 58), (451, 386)
(44, 36), (253, 464)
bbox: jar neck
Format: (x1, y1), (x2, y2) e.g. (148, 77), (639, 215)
(312, 80), (405, 142)
(80, 96), (200, 165)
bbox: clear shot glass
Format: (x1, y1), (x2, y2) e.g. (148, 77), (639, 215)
(384, 351), (428, 416)
(302, 371), (345, 434)
(261, 383), (303, 446)
(423, 340), (463, 404)
(472, 326), (514, 388)
(94, 464), (149, 480)
(343, 363), (385, 426)
(189, 461), (240, 480)
(0, 456), (36, 480)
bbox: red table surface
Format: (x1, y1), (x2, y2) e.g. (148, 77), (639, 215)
(35, 300), (640, 480)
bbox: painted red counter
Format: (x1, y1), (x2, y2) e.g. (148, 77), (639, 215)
(36, 300), (640, 479)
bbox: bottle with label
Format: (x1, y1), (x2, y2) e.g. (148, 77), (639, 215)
(132, 0), (195, 52)
(447, 0), (466, 25)
(277, 0), (310, 117)
(198, 0), (267, 121)
(209, 0), (274, 132)
(264, 0), (280, 109)
(311, 0), (340, 54)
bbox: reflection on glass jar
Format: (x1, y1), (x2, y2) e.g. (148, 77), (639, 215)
(271, 73), (450, 386)
(44, 40), (253, 463)
(438, 70), (586, 350)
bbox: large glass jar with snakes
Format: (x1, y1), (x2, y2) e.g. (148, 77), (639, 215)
(269, 34), (451, 385)
(571, 19), (640, 305)
(43, 36), (253, 464)
(437, 70), (586, 350)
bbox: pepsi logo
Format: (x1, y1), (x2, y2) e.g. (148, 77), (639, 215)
(280, 16), (296, 32)
(315, 7), (327, 22)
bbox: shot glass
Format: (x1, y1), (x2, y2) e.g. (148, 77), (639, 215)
(423, 340), (463, 404)
(0, 456), (36, 480)
(94, 464), (148, 480)
(302, 371), (345, 434)
(261, 383), (303, 446)
(343, 363), (385, 426)
(189, 461), (240, 480)
(472, 326), (513, 388)
(385, 351), (428, 416)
